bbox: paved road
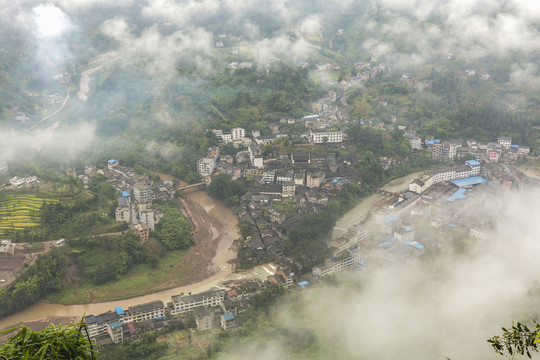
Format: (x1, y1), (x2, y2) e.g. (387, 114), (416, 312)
(28, 89), (70, 131)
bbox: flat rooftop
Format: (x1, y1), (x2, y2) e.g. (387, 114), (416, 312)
(446, 188), (468, 202)
(450, 176), (488, 187)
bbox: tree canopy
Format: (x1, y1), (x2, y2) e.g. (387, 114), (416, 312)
(154, 207), (193, 250)
(0, 321), (95, 360)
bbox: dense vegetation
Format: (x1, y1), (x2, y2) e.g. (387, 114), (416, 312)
(0, 321), (96, 360)
(98, 332), (168, 360)
(207, 174), (247, 207)
(0, 249), (67, 318)
(69, 233), (156, 285)
(37, 175), (119, 240)
(153, 206), (193, 251)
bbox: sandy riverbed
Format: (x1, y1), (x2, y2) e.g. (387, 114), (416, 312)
(0, 188), (240, 331)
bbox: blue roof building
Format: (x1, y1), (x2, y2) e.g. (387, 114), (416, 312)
(114, 306), (124, 316)
(109, 321), (122, 329)
(465, 160), (480, 166)
(107, 159), (118, 163)
(450, 176), (488, 187)
(223, 313), (235, 321)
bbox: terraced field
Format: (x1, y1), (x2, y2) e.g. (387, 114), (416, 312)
(0, 192), (59, 236)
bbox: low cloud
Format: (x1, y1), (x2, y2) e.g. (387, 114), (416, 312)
(145, 141), (180, 162)
(218, 189), (540, 360)
(101, 17), (214, 74)
(0, 123), (96, 163)
(510, 63), (540, 90)
(246, 35), (316, 67)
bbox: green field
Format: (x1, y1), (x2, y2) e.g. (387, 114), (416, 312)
(0, 192), (58, 236)
(157, 329), (218, 360)
(46, 242), (198, 304)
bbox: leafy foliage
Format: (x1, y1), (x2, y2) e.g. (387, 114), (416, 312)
(252, 284), (287, 313)
(207, 174), (246, 207)
(97, 333), (168, 360)
(0, 249), (67, 318)
(0, 321), (95, 360)
(69, 233), (152, 285)
(283, 209), (336, 270)
(488, 321), (540, 358)
(154, 207), (193, 250)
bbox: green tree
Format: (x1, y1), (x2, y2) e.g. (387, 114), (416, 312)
(0, 321), (95, 360)
(488, 321), (540, 358)
(154, 208), (193, 250)
(237, 221), (253, 240)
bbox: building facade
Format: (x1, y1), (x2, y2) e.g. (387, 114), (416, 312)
(171, 290), (225, 314)
(197, 158), (216, 176)
(310, 130), (343, 143)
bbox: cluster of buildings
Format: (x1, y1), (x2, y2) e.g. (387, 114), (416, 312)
(198, 124), (345, 179)
(350, 59), (385, 82)
(105, 160), (175, 241)
(237, 150), (363, 265)
(311, 159), (498, 277)
(8, 176), (37, 187)
(0, 239), (15, 254)
(65, 165), (95, 188)
(85, 273), (295, 345)
(408, 160), (481, 194)
(404, 132), (531, 164)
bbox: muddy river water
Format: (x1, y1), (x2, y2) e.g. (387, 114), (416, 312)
(0, 170), (424, 330)
(0, 190), (238, 330)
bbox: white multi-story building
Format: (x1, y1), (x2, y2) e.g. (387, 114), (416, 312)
(128, 300), (165, 322)
(115, 196), (131, 223)
(197, 158), (216, 176)
(248, 145), (263, 169)
(470, 228), (494, 240)
(231, 127), (245, 140)
(310, 129), (343, 143)
(517, 146), (530, 156)
(133, 182), (152, 204)
(498, 136), (512, 149)
(403, 132), (422, 150)
(230, 138), (252, 148)
(281, 183), (296, 197)
(222, 133), (232, 143)
(306, 171), (325, 188)
(171, 290), (225, 314)
(409, 160), (481, 194)
(0, 239), (14, 253)
(107, 322), (123, 344)
(394, 226), (415, 242)
(138, 203), (155, 231)
(312, 253), (364, 277)
(9, 177), (26, 186)
(263, 171), (275, 183)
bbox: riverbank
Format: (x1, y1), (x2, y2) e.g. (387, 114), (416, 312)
(44, 188), (238, 305)
(332, 170), (425, 239)
(0, 169), (423, 331)
(0, 187), (240, 331)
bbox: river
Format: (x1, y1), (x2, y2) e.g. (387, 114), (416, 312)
(0, 189), (239, 330)
(332, 170), (425, 238)
(0, 170), (425, 330)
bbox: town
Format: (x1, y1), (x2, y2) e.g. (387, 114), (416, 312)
(72, 119), (534, 346)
